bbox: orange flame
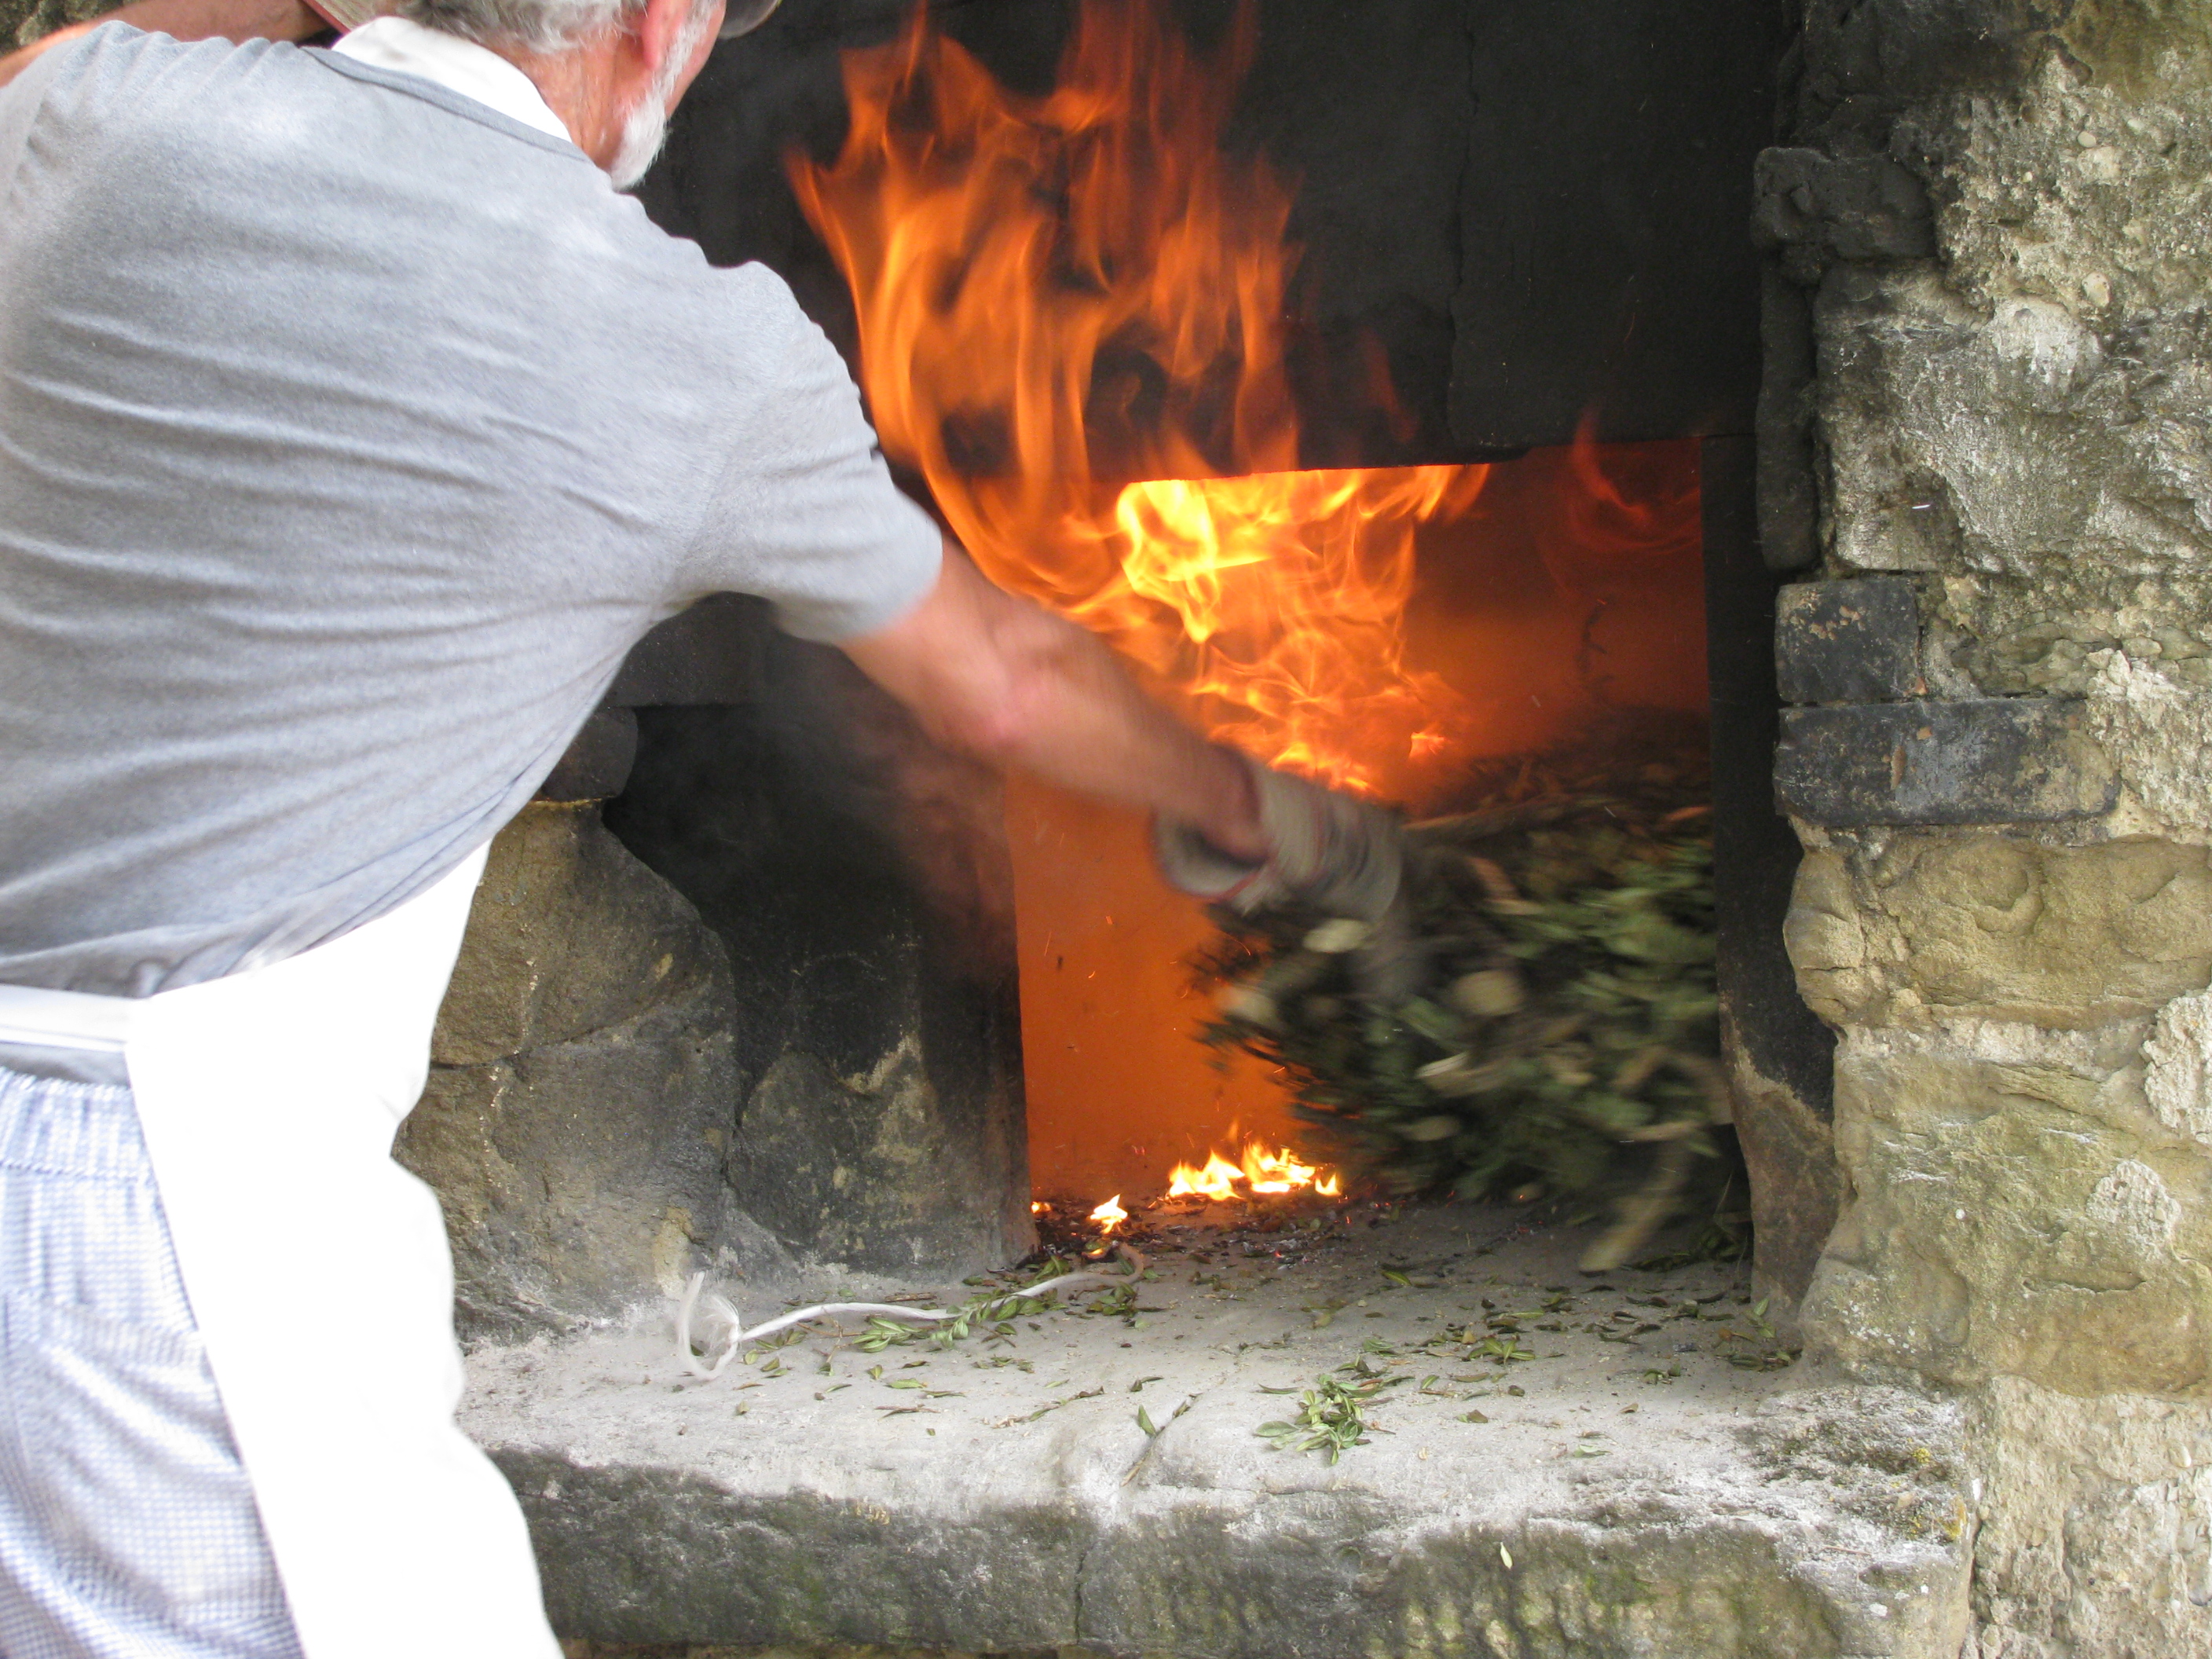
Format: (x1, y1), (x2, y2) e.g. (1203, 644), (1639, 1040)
(1552, 417), (1703, 586)
(1111, 468), (1488, 789)
(1090, 1193), (1128, 1233)
(789, 0), (1484, 795)
(1166, 1141), (1341, 1202)
(794, 2), (1713, 1208)
(1166, 1151), (1242, 1202)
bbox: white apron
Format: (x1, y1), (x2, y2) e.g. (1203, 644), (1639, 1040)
(0, 848), (559, 1659)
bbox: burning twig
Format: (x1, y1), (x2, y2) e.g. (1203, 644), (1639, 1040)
(1163, 1141), (1341, 1203)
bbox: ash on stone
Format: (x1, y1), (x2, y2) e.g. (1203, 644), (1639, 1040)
(467, 1199), (1968, 1657)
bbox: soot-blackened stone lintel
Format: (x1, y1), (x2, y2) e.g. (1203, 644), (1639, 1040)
(1775, 577), (1925, 705)
(1776, 698), (2119, 828)
(1450, 0), (1785, 450)
(652, 0), (1481, 471)
(657, 0), (1781, 463)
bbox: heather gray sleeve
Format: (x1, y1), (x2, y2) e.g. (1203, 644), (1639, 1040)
(683, 273), (943, 643)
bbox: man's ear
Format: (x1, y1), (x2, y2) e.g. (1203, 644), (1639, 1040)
(628, 0), (702, 75)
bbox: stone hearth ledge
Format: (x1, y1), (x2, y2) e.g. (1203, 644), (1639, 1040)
(463, 1203), (1970, 1659)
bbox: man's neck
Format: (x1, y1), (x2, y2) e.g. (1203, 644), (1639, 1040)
(493, 39), (623, 166)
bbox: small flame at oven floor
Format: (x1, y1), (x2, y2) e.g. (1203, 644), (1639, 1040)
(1166, 1141), (1341, 1203)
(1031, 1146), (1350, 1254)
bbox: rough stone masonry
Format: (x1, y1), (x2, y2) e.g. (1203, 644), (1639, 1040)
(9, 0), (2212, 1651)
(1765, 2), (2212, 1653)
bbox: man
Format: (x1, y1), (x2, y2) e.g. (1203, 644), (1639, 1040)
(0, 1), (1397, 1654)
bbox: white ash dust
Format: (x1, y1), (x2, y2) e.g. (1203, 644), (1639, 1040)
(465, 1199), (1844, 1496)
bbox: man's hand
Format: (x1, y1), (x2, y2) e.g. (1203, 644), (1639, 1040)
(840, 536), (1265, 862)
(0, 0), (324, 91)
(1152, 756), (1404, 925)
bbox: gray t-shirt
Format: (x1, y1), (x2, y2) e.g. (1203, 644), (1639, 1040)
(0, 25), (941, 997)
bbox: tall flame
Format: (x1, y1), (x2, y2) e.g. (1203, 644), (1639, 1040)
(790, 0), (1482, 793)
(793, 1), (1714, 1211)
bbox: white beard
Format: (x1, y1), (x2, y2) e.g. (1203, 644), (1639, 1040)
(607, 2), (715, 189)
(606, 94), (668, 190)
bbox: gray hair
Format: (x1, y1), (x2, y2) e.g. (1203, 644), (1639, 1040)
(395, 0), (650, 55)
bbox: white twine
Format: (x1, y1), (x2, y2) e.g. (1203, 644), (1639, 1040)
(675, 1243), (1148, 1380)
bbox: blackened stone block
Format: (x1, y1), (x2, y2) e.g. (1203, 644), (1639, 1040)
(1703, 436), (1839, 1327)
(1757, 269), (1822, 573)
(1798, 0), (2084, 110)
(536, 707), (639, 802)
(1776, 698), (2118, 827)
(404, 803), (791, 1342)
(1776, 577), (1925, 704)
(1752, 148), (1938, 266)
(606, 594), (769, 709)
(606, 616), (1031, 1280)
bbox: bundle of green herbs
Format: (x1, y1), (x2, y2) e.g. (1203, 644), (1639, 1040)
(1196, 728), (1741, 1271)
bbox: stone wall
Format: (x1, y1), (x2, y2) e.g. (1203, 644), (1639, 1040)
(604, 616), (1033, 1284)
(2, 0), (102, 49)
(399, 800), (800, 1343)
(403, 613), (1034, 1337)
(1770, 2), (2212, 1651)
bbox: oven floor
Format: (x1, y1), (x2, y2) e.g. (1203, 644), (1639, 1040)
(463, 1201), (1970, 1657)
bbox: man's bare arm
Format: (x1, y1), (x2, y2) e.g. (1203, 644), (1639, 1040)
(0, 0), (322, 91)
(841, 537), (1266, 861)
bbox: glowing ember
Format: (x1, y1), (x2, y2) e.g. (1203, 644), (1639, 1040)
(1166, 1141), (1342, 1203)
(1030, 1200), (1050, 1214)
(1090, 1194), (1128, 1233)
(790, 0), (1482, 798)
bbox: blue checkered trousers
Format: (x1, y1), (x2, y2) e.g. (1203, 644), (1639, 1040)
(0, 1064), (305, 1658)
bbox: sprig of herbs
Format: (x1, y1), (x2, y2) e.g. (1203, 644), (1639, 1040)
(1256, 1369), (1410, 1463)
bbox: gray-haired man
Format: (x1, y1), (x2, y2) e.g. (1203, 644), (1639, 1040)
(0, 2), (1394, 1654)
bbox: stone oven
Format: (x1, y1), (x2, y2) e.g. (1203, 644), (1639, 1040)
(403, 0), (1808, 1306)
(410, 2), (2212, 1654)
(3, 0), (2194, 1646)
